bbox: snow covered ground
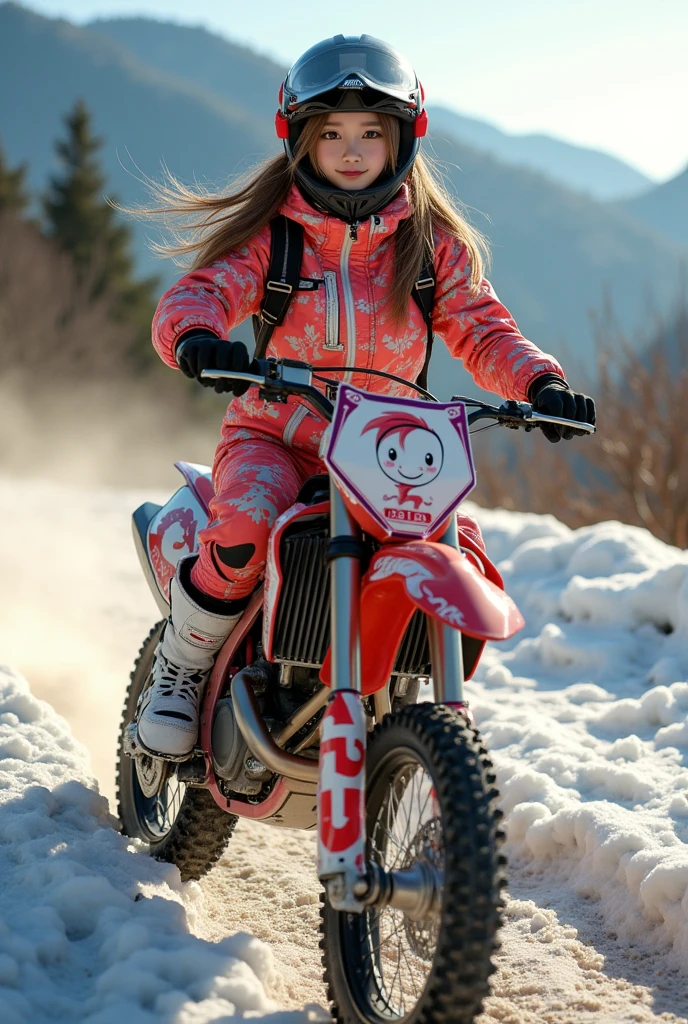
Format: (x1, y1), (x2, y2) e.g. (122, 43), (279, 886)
(0, 665), (323, 1023)
(473, 509), (688, 958)
(1, 474), (688, 1021)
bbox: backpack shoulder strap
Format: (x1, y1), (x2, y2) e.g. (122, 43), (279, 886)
(411, 247), (436, 392)
(252, 215), (304, 361)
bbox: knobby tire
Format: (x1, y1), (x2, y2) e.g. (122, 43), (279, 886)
(116, 621), (237, 881)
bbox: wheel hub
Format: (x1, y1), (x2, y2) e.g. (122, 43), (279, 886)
(402, 816), (442, 958)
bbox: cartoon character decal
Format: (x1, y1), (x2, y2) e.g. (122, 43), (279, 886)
(148, 487), (208, 599)
(363, 411), (444, 510)
(324, 385), (476, 540)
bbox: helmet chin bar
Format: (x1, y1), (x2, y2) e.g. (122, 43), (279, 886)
(293, 151), (418, 223)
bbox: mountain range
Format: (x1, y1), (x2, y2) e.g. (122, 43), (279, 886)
(621, 168), (688, 250)
(428, 106), (654, 202)
(1, 2), (686, 398)
(89, 17), (656, 205)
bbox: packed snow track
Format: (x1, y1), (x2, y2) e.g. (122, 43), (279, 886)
(1, 475), (688, 1022)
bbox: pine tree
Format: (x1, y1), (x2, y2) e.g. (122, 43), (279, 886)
(43, 99), (158, 365)
(0, 143), (30, 216)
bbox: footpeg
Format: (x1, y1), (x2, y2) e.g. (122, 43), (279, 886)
(123, 722), (194, 763)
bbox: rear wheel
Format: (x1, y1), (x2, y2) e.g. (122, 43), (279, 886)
(116, 622), (237, 881)
(321, 703), (506, 1023)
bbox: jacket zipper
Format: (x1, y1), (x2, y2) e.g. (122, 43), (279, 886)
(341, 224), (357, 382)
(323, 271), (343, 350)
(365, 215), (377, 380)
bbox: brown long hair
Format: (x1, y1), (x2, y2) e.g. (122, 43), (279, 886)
(133, 113), (489, 323)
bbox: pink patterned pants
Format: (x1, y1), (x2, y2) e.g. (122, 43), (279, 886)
(191, 434), (325, 601)
(191, 433), (485, 602)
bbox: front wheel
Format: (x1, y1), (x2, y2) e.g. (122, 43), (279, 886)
(321, 703), (506, 1024)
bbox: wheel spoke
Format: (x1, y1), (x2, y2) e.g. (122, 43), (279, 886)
(150, 774), (186, 836)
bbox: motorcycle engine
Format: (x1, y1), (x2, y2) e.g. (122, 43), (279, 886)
(211, 698), (269, 796)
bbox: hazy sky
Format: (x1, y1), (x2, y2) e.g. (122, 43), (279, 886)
(19, 0), (688, 182)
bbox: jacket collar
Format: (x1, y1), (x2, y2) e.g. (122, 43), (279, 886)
(279, 183), (412, 252)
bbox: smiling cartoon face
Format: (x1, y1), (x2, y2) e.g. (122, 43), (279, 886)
(361, 411), (446, 489)
(377, 426), (444, 486)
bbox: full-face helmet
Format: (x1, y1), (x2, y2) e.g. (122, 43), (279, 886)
(275, 35), (427, 222)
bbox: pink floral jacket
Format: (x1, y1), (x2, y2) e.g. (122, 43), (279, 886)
(152, 184), (565, 456)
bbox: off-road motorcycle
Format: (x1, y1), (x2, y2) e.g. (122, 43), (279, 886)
(117, 358), (593, 1023)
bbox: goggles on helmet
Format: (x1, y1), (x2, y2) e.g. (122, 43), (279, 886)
(283, 43), (420, 112)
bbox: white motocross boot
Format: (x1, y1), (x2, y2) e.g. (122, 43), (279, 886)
(137, 557), (244, 758)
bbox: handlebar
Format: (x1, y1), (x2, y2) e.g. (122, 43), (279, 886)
(464, 400), (595, 434)
(200, 358), (595, 435)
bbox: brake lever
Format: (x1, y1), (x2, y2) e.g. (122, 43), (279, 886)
(257, 359), (319, 409)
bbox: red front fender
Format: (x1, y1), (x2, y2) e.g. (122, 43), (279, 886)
(320, 539), (524, 695)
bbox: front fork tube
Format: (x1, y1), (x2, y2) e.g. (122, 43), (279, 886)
(317, 500), (469, 912)
(328, 482), (362, 696)
(429, 514), (467, 707)
(317, 482), (367, 912)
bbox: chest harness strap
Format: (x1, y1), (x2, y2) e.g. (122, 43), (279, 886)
(252, 215), (305, 363)
(253, 215), (436, 390)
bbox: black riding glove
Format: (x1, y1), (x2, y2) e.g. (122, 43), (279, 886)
(528, 373), (596, 443)
(175, 329), (256, 396)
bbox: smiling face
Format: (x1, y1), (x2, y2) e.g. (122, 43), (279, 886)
(314, 111), (390, 191)
(377, 427), (444, 487)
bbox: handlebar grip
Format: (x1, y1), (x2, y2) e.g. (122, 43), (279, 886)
(527, 410), (595, 434)
(199, 368), (266, 384)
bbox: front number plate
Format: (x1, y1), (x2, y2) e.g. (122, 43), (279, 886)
(324, 385), (476, 540)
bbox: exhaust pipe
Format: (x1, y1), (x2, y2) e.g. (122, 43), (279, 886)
(231, 669), (319, 784)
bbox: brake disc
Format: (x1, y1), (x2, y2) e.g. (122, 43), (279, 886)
(135, 752), (170, 798)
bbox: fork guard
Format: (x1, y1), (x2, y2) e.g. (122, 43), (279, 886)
(320, 538), (524, 694)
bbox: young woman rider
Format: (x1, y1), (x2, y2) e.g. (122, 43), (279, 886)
(136, 34), (595, 758)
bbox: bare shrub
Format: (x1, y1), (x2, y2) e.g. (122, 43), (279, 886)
(584, 301), (688, 547)
(472, 297), (688, 548)
(0, 212), (126, 379)
(0, 212), (224, 488)
(471, 428), (596, 525)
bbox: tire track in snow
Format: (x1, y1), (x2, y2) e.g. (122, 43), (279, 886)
(196, 821), (688, 1022)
